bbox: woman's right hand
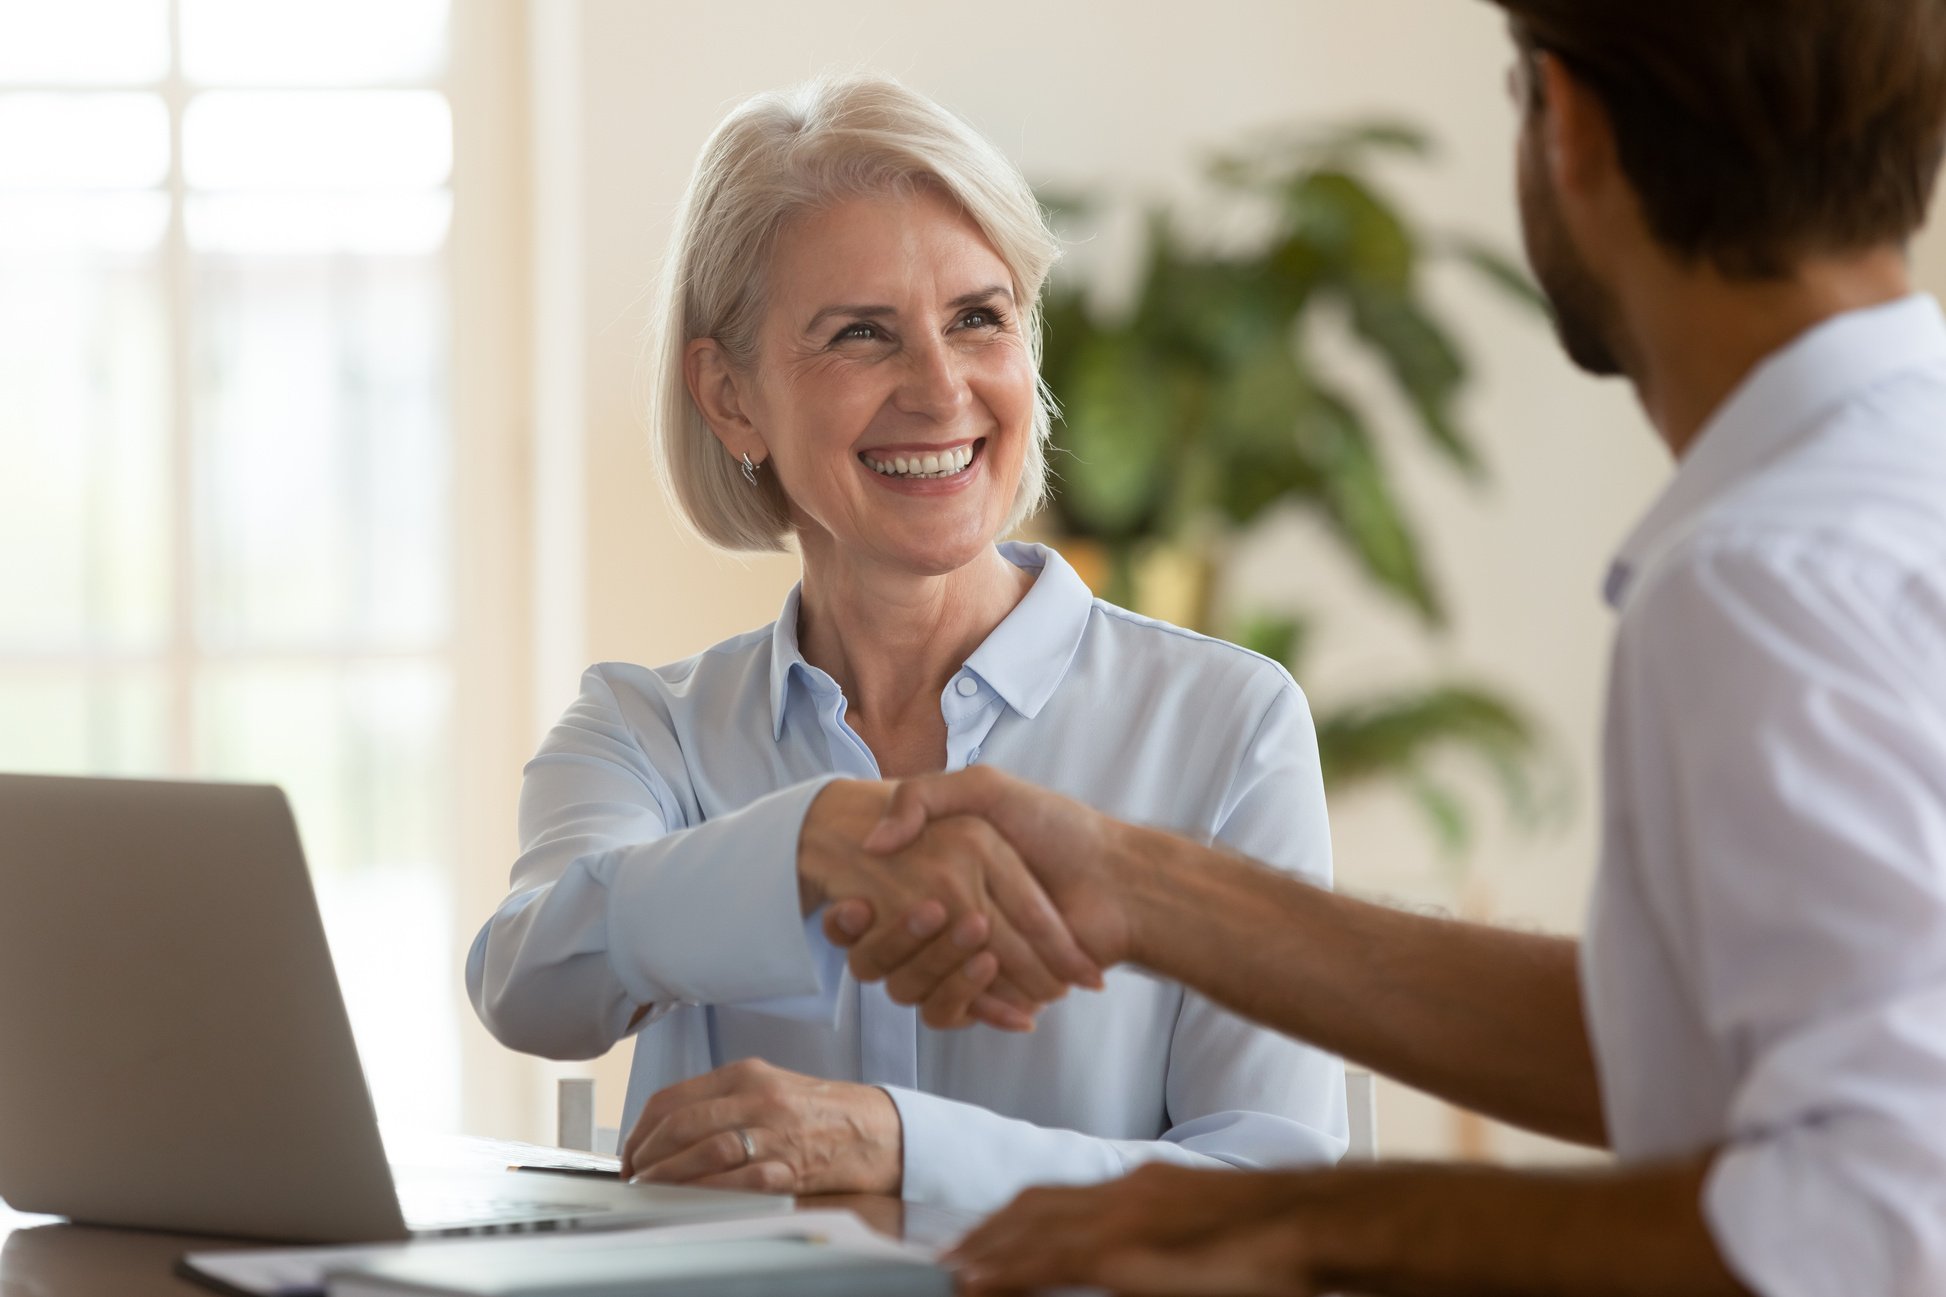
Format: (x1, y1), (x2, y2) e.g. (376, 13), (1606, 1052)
(796, 779), (1103, 1030)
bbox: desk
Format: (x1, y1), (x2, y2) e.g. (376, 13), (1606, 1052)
(0, 1171), (974, 1297)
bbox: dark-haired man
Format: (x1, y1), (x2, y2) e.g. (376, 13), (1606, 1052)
(821, 1), (1946, 1292)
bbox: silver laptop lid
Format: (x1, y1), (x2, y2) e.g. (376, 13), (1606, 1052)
(0, 773), (408, 1242)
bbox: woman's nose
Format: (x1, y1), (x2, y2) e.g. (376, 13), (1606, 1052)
(895, 337), (970, 421)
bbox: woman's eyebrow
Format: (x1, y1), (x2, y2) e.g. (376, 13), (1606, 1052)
(802, 286), (1013, 335)
(803, 303), (895, 335)
(948, 286), (1012, 310)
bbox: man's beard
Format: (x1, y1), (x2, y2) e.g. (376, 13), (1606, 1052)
(1518, 137), (1626, 378)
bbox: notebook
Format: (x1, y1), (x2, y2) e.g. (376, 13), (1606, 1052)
(326, 1234), (951, 1297)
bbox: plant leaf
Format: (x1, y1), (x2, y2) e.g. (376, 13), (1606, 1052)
(1211, 119), (1433, 191)
(1203, 335), (1321, 525)
(1316, 683), (1538, 791)
(1406, 769), (1473, 857)
(1288, 170), (1416, 292)
(1313, 681), (1562, 849)
(1298, 390), (1443, 624)
(1036, 186), (1101, 223)
(1232, 611), (1314, 671)
(1344, 287), (1482, 476)
(1307, 119), (1435, 163)
(1037, 286), (1092, 407)
(1441, 235), (1552, 316)
(1051, 330), (1189, 540)
(1134, 217), (1306, 365)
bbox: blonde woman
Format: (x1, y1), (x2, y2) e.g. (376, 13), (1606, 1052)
(467, 74), (1346, 1215)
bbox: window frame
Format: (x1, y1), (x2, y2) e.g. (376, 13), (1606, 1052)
(0, 0), (543, 1137)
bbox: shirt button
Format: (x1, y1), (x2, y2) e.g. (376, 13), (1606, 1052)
(966, 747), (982, 765)
(954, 676), (979, 698)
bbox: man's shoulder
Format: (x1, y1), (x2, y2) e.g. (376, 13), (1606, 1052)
(1730, 369), (1946, 551)
(1622, 498), (1946, 687)
(1633, 380), (1946, 633)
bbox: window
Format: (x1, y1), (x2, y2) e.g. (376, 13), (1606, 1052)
(0, 0), (462, 1131)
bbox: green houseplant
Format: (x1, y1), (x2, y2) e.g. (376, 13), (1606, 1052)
(1038, 122), (1556, 854)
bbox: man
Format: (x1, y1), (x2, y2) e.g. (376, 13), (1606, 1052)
(819, 2), (1946, 1292)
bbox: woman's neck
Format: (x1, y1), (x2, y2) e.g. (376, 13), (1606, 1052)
(795, 544), (1032, 757)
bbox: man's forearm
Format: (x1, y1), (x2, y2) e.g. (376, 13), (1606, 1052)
(1290, 1158), (1746, 1297)
(1115, 824), (1607, 1145)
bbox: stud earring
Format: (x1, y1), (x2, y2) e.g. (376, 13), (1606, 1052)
(740, 452), (759, 486)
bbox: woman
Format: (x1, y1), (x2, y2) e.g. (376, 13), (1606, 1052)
(466, 74), (1346, 1216)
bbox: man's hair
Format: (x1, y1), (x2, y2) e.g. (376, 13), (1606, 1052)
(1488, 0), (1946, 277)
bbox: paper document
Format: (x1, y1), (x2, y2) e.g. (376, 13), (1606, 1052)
(180, 1208), (934, 1297)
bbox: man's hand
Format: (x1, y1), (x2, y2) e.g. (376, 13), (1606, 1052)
(621, 1058), (902, 1195)
(798, 779), (1102, 1030)
(951, 1156), (1748, 1297)
(949, 1164), (1319, 1295)
(830, 768), (1607, 1142)
(822, 767), (1139, 1028)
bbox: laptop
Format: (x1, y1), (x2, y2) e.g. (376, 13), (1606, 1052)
(0, 772), (790, 1243)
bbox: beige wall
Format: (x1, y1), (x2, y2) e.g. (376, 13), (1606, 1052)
(488, 0), (1946, 1157)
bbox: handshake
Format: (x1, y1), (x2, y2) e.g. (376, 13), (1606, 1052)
(796, 769), (1157, 1032)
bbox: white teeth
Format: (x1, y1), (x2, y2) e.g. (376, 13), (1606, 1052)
(865, 444), (978, 479)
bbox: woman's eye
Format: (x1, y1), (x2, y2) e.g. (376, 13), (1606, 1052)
(837, 323), (876, 342)
(960, 309), (1004, 330)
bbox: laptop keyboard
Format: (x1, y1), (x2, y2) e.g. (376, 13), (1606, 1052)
(399, 1191), (612, 1236)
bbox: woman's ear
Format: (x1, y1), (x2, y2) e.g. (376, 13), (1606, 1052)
(684, 337), (767, 464)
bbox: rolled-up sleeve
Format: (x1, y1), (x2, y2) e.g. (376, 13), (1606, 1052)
(1632, 544), (1946, 1296)
(466, 667), (840, 1060)
(888, 674), (1349, 1213)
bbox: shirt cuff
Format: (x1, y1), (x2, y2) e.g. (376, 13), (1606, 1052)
(603, 775), (838, 1009)
(884, 1085), (1126, 1214)
(726, 908), (848, 1025)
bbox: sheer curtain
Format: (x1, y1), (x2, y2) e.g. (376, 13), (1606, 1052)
(0, 0), (464, 1132)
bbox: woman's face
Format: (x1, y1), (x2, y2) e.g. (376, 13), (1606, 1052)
(741, 186), (1037, 578)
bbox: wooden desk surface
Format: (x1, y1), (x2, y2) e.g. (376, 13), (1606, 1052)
(0, 1189), (974, 1297)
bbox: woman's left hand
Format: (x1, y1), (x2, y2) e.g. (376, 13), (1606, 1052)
(621, 1058), (902, 1195)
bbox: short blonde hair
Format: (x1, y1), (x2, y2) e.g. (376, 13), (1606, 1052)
(646, 73), (1063, 552)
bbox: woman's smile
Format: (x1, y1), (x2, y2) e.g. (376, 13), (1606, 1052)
(857, 436), (988, 494)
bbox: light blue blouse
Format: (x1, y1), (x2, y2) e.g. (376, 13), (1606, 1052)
(467, 542), (1347, 1213)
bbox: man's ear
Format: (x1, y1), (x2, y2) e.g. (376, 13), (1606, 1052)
(1535, 52), (1621, 206)
(684, 337), (767, 464)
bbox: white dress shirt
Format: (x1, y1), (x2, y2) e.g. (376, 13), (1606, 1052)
(468, 542), (1348, 1214)
(1585, 296), (1946, 1296)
